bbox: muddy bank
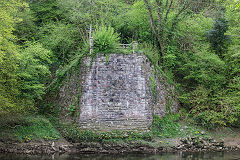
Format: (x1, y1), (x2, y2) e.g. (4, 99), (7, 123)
(0, 137), (240, 154)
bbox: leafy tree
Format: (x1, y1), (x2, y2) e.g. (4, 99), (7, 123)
(224, 0), (240, 79)
(29, 0), (65, 25)
(38, 22), (80, 65)
(207, 17), (231, 58)
(17, 42), (52, 100)
(57, 0), (128, 43)
(14, 8), (37, 44)
(58, 0), (127, 26)
(0, 0), (27, 113)
(219, 0), (240, 126)
(143, 0), (191, 57)
(126, 1), (152, 42)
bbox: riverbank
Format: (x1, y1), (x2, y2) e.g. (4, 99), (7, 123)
(1, 115), (240, 154)
(1, 136), (240, 155)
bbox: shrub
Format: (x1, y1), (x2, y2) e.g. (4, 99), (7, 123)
(92, 25), (120, 54)
(188, 84), (240, 128)
(17, 42), (52, 101)
(151, 114), (181, 138)
(13, 115), (60, 142)
(207, 17), (231, 58)
(139, 42), (159, 65)
(59, 123), (152, 142)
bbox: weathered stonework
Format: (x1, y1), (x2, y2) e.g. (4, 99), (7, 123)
(57, 53), (178, 131)
(79, 54), (153, 131)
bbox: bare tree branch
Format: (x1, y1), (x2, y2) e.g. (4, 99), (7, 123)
(164, 0), (173, 22)
(144, 0), (164, 55)
(168, 0), (191, 40)
(76, 23), (87, 43)
(144, 0), (191, 58)
(156, 0), (163, 35)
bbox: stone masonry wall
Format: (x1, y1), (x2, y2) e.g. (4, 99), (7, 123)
(57, 53), (178, 131)
(79, 54), (153, 131)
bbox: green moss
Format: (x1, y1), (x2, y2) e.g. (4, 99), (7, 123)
(59, 123), (153, 143)
(165, 97), (173, 113)
(150, 75), (157, 103)
(105, 53), (110, 64)
(46, 54), (84, 92)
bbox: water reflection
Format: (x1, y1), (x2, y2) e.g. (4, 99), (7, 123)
(0, 151), (240, 160)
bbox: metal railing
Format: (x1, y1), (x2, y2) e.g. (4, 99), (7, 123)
(118, 41), (138, 53)
(88, 25), (138, 54)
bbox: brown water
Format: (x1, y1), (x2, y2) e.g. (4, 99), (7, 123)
(1, 151), (240, 160)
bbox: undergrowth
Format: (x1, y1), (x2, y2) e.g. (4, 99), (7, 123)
(0, 115), (60, 142)
(58, 114), (207, 143)
(59, 123), (153, 143)
(151, 114), (208, 139)
(151, 114), (181, 138)
(0, 113), (210, 143)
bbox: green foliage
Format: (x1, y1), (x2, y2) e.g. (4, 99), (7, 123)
(164, 45), (178, 69)
(47, 54), (84, 91)
(207, 17), (231, 58)
(139, 43), (159, 65)
(58, 0), (127, 28)
(140, 42), (179, 101)
(150, 75), (157, 103)
(12, 115), (60, 142)
(39, 54), (84, 116)
(17, 42), (52, 100)
(106, 54), (110, 63)
(29, 0), (65, 24)
(93, 25), (120, 53)
(161, 11), (239, 127)
(178, 2), (240, 127)
(68, 105), (76, 117)
(0, 114), (60, 142)
(14, 8), (37, 44)
(175, 14), (224, 91)
(60, 123), (152, 142)
(185, 82), (240, 128)
(126, 1), (152, 42)
(179, 52), (226, 90)
(151, 114), (181, 138)
(225, 0), (240, 79)
(38, 22), (80, 64)
(217, 78), (240, 126)
(0, 0), (239, 131)
(188, 86), (219, 128)
(0, 0), (28, 113)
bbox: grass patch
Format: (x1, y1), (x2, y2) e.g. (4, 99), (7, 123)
(151, 114), (210, 139)
(13, 116), (60, 142)
(58, 114), (210, 144)
(0, 114), (60, 142)
(59, 123), (153, 143)
(0, 113), (212, 144)
(151, 114), (181, 138)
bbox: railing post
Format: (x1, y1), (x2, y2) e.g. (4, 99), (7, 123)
(132, 41), (138, 53)
(90, 37), (93, 55)
(89, 24), (93, 54)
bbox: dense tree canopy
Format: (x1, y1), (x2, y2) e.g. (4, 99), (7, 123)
(0, 0), (239, 128)
(0, 0), (28, 113)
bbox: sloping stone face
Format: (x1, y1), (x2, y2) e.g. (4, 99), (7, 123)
(56, 53), (178, 131)
(79, 54), (153, 130)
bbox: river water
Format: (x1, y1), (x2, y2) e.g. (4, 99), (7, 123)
(1, 151), (240, 160)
